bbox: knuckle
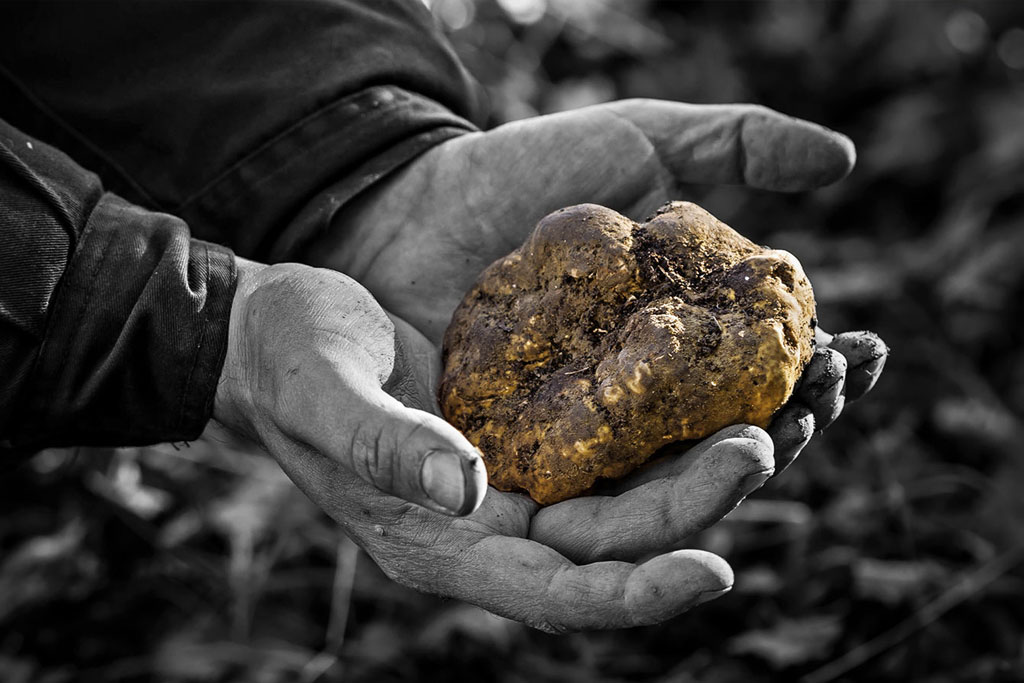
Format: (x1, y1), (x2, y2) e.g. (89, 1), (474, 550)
(350, 422), (396, 492)
(394, 419), (431, 458)
(835, 331), (889, 365)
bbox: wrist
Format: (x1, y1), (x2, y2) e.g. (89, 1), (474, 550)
(212, 258), (400, 446)
(213, 256), (268, 438)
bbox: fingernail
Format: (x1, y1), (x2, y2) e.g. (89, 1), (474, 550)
(740, 469), (773, 497)
(857, 354), (887, 376)
(846, 349), (887, 400)
(695, 586), (732, 606)
(421, 450), (468, 515)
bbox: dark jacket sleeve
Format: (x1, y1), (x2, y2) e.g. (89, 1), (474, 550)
(0, 119), (236, 453)
(0, 0), (484, 262)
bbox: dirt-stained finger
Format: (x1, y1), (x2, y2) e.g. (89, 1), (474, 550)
(767, 403), (816, 473)
(828, 331), (889, 401)
(528, 434), (774, 564)
(602, 424), (773, 493)
(795, 347), (848, 430)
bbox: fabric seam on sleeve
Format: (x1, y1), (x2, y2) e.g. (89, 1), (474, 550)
(176, 240), (211, 433)
(175, 242), (235, 433)
(176, 85), (479, 212)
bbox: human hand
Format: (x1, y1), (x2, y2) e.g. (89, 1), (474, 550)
(213, 259), (488, 517)
(263, 101), (889, 630)
(310, 100), (857, 340)
(308, 98), (887, 483)
(767, 328), (888, 475)
(212, 258), (793, 630)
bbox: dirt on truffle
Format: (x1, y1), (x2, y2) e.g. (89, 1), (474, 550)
(440, 202), (816, 505)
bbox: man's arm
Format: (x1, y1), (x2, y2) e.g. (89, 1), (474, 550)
(0, 0), (483, 261)
(0, 114), (488, 514)
(0, 118), (235, 453)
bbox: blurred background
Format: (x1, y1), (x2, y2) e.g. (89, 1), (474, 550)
(3, 1), (1024, 681)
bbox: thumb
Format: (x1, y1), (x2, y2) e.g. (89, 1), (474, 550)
(222, 261), (488, 517)
(338, 387), (489, 516)
(277, 331), (489, 517)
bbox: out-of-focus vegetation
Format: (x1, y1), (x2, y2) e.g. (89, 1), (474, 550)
(4, 1), (1024, 681)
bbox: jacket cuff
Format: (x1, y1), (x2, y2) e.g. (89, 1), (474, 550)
(176, 86), (478, 262)
(10, 193), (236, 448)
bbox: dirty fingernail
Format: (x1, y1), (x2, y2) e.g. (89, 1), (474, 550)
(846, 353), (886, 400)
(421, 450), (468, 515)
(857, 353), (887, 379)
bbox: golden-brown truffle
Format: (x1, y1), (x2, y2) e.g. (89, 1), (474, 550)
(440, 202), (816, 505)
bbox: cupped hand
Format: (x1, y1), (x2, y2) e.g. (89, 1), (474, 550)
(252, 101), (890, 630)
(213, 259), (489, 517)
(309, 98), (888, 493)
(212, 258), (792, 630)
(309, 100), (856, 340)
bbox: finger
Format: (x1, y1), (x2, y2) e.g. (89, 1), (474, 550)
(528, 429), (775, 564)
(450, 538), (733, 632)
(234, 265), (485, 516)
(602, 423), (772, 493)
(602, 100), (856, 192)
(280, 354), (487, 517)
(794, 346), (848, 431)
(330, 392), (488, 517)
(826, 330), (889, 401)
(767, 403), (816, 474)
(269, 438), (733, 632)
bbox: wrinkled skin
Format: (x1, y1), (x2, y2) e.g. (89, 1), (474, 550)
(224, 101), (888, 632)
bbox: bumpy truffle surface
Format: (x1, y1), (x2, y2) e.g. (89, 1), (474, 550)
(440, 202), (816, 505)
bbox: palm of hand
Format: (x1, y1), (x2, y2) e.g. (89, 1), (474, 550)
(319, 110), (666, 340)
(311, 100), (854, 342)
